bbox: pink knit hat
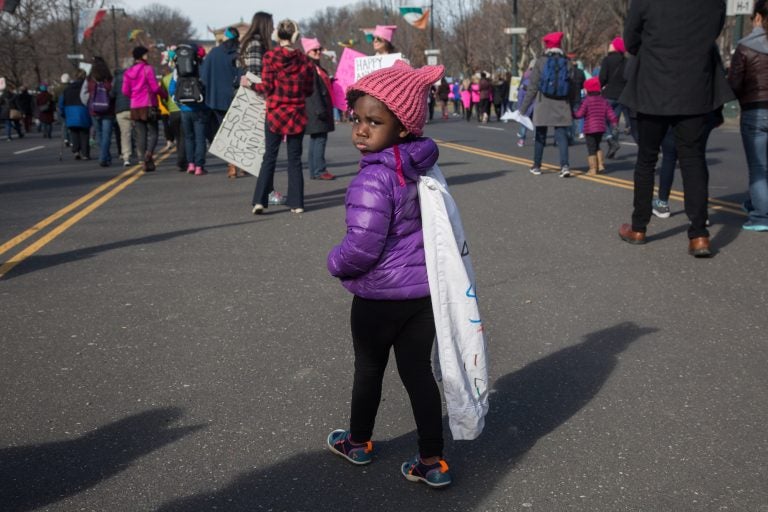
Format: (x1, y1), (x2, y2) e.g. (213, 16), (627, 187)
(611, 37), (625, 53)
(348, 60), (444, 137)
(301, 37), (321, 53)
(373, 25), (397, 43)
(584, 77), (601, 93)
(542, 31), (564, 49)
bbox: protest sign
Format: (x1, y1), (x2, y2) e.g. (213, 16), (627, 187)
(209, 85), (266, 177)
(334, 48), (366, 111)
(354, 53), (408, 81)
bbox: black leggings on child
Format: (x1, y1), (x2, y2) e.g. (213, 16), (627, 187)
(585, 132), (604, 156)
(349, 295), (443, 458)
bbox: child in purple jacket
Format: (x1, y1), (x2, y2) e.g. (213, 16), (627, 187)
(326, 61), (452, 488)
(574, 77), (618, 175)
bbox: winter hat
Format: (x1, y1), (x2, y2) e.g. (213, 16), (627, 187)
(132, 46), (149, 60)
(373, 25), (397, 43)
(347, 60), (445, 137)
(611, 37), (625, 53)
(542, 31), (564, 49)
(196, 46), (207, 59)
(584, 77), (601, 93)
(301, 37), (321, 53)
(39, 83), (48, 92)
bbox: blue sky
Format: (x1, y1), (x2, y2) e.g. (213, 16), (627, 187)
(125, 0), (361, 39)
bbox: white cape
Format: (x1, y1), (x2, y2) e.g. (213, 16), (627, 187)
(418, 164), (489, 440)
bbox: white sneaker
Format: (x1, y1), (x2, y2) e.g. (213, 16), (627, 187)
(252, 204), (264, 215)
(123, 160), (131, 167)
(559, 166), (571, 178)
(291, 208), (304, 214)
(529, 167), (541, 176)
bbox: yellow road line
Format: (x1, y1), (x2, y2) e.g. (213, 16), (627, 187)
(435, 139), (747, 217)
(0, 151), (172, 279)
(0, 166), (140, 257)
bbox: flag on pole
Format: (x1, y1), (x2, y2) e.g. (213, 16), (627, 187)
(400, 7), (429, 30)
(0, 0), (21, 13)
(360, 28), (375, 44)
(78, 8), (107, 43)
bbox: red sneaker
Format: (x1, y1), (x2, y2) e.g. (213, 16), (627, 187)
(318, 172), (336, 180)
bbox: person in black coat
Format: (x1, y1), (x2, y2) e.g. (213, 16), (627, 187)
(301, 37), (336, 180)
(617, 0), (735, 257)
(599, 39), (629, 156)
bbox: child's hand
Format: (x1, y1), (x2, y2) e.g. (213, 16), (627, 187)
(239, 76), (251, 87)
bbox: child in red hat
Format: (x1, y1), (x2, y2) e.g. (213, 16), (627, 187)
(326, 60), (453, 488)
(574, 77), (618, 175)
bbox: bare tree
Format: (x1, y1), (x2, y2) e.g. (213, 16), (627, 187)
(132, 3), (195, 47)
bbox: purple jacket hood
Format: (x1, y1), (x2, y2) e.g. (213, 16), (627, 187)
(327, 137), (439, 300)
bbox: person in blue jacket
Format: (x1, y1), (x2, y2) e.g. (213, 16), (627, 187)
(59, 69), (92, 160)
(199, 27), (240, 141)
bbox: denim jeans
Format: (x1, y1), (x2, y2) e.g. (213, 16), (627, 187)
(740, 108), (768, 225)
(533, 126), (569, 168)
(5, 119), (23, 139)
(632, 113), (709, 238)
(92, 115), (114, 163)
(607, 100), (633, 141)
(181, 109), (208, 167)
(308, 132), (328, 178)
(133, 118), (158, 158)
(252, 125), (304, 209)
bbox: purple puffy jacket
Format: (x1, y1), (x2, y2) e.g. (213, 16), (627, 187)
(327, 138), (439, 300)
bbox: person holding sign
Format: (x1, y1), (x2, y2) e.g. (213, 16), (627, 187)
(302, 37), (336, 181)
(241, 19), (314, 214)
(372, 25), (397, 55)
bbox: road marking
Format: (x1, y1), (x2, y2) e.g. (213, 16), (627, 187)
(478, 126), (505, 131)
(0, 151), (172, 279)
(435, 139), (746, 217)
(13, 145), (45, 155)
(0, 166), (140, 257)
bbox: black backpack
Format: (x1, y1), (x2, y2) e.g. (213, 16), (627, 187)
(174, 44), (205, 104)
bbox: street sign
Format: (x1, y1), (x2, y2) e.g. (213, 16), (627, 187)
(66, 54), (84, 60)
(424, 49), (441, 56)
(503, 27), (527, 35)
(727, 0), (754, 15)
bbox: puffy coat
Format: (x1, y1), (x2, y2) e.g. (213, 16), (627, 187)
(36, 91), (55, 124)
(122, 61), (165, 109)
(574, 93), (618, 134)
(728, 27), (768, 109)
(327, 138), (439, 300)
(59, 80), (91, 128)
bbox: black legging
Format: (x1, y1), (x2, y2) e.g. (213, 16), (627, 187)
(349, 295), (443, 458)
(585, 132), (604, 156)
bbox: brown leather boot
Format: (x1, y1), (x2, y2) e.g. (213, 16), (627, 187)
(596, 150), (606, 173)
(688, 236), (711, 257)
(619, 224), (646, 244)
(227, 164), (237, 179)
(587, 155), (598, 176)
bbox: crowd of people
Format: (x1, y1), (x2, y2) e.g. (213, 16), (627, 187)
(2, 0), (768, 492)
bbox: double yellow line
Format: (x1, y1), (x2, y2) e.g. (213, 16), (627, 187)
(0, 152), (170, 279)
(436, 140), (746, 216)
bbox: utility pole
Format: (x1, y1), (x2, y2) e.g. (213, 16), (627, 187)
(512, 0), (518, 75)
(430, 0), (434, 49)
(68, 0), (78, 69)
(110, 6), (126, 70)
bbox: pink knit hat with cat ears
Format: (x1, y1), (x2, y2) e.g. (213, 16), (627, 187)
(348, 60), (445, 136)
(373, 25), (397, 43)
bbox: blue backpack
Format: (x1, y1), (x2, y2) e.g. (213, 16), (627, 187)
(538, 54), (570, 99)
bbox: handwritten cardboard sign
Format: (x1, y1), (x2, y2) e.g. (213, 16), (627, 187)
(353, 53), (407, 82)
(209, 85), (266, 177)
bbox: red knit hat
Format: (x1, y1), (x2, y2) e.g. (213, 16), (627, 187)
(584, 77), (601, 93)
(542, 31), (564, 49)
(348, 60), (445, 137)
(611, 37), (625, 53)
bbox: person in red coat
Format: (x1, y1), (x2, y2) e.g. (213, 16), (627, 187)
(35, 84), (55, 138)
(242, 19), (314, 214)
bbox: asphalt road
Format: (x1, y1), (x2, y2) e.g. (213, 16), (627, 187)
(1, 116), (766, 512)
